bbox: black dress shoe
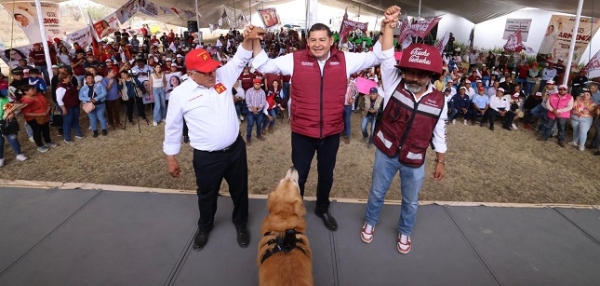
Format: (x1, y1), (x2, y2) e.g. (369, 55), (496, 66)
(315, 210), (338, 231)
(236, 228), (250, 248)
(193, 230), (210, 251)
(595, 151), (600, 156)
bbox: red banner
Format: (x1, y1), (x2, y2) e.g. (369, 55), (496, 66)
(339, 19), (368, 43)
(434, 32), (450, 55)
(398, 17), (441, 42)
(503, 29), (525, 53)
(585, 49), (600, 78)
(258, 8), (281, 28)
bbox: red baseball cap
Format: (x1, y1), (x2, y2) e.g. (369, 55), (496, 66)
(253, 78), (262, 84)
(185, 48), (220, 73)
(397, 43), (443, 75)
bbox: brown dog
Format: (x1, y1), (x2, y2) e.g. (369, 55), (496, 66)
(257, 167), (313, 286)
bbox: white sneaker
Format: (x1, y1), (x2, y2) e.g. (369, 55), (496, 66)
(28, 137), (34, 143)
(45, 142), (57, 148)
(579, 146), (585, 151)
(153, 121), (158, 126)
(16, 154), (27, 161)
(64, 139), (74, 144)
(239, 115), (244, 121)
(463, 119), (467, 125)
(0, 159), (4, 167)
(360, 223), (375, 244)
(452, 119), (456, 125)
(568, 141), (578, 147)
(511, 123), (518, 130)
(75, 135), (86, 140)
(37, 146), (49, 153)
(397, 234), (411, 254)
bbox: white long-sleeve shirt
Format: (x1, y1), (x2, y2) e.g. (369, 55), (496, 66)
(163, 45), (252, 154)
(251, 42), (381, 82)
(541, 68), (557, 81)
(375, 45), (448, 154)
(489, 95), (510, 111)
(56, 87), (67, 107)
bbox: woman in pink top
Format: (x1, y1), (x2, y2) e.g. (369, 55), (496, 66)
(569, 90), (597, 151)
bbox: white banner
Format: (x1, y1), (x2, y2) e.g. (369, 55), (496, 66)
(66, 27), (94, 52)
(2, 2), (62, 44)
(503, 19), (532, 41)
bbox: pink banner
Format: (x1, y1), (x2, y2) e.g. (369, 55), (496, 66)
(355, 77), (377, 94)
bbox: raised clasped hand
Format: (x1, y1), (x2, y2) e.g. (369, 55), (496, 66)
(383, 6), (401, 28)
(244, 25), (266, 40)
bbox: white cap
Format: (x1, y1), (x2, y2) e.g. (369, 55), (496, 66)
(498, 87), (505, 92)
(559, 84), (568, 90)
(165, 58), (172, 61)
(176, 54), (183, 58)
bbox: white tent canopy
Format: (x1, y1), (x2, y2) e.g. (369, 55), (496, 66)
(1, 0), (597, 27)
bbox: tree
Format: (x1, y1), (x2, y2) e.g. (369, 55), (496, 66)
(63, 4), (82, 22)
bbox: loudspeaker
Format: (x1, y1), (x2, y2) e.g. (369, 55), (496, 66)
(183, 31), (190, 39)
(187, 21), (198, 33)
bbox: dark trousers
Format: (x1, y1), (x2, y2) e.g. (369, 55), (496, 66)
(125, 97), (146, 121)
(591, 118), (600, 148)
(481, 109), (515, 129)
(291, 132), (340, 213)
(106, 99), (121, 126)
(193, 136), (248, 232)
(183, 119), (189, 137)
(26, 120), (51, 147)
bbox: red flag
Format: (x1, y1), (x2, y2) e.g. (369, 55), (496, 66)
(503, 29), (525, 53)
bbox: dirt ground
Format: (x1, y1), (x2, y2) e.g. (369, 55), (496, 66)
(1, 105), (599, 205)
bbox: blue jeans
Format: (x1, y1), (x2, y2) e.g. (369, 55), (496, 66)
(152, 88), (167, 122)
(365, 149), (425, 236)
(570, 115), (593, 146)
(448, 106), (458, 121)
(246, 111), (263, 139)
(262, 109), (277, 129)
(531, 103), (547, 131)
(24, 122), (33, 138)
(75, 75), (85, 86)
(343, 105), (352, 138)
(544, 117), (567, 142)
(361, 114), (376, 143)
(88, 103), (107, 131)
(525, 82), (536, 96)
(63, 107), (83, 141)
(0, 133), (23, 159)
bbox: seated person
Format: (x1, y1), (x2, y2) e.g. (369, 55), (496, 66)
(480, 87), (515, 131)
(523, 91), (543, 129)
(471, 87), (490, 125)
(451, 86), (472, 125)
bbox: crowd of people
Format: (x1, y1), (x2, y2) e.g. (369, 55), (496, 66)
(0, 5), (598, 256)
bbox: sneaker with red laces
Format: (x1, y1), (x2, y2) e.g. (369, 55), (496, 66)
(360, 223), (375, 243)
(397, 234), (411, 254)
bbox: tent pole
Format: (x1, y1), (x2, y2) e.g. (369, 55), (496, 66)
(588, 0), (594, 78)
(418, 0), (422, 19)
(564, 0), (585, 85)
(195, 0), (200, 29)
(34, 0), (54, 82)
(249, 0), (252, 22)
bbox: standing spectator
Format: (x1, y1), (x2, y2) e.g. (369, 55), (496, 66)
(525, 62), (539, 96)
(0, 90), (27, 165)
(251, 22), (381, 231)
(361, 6), (447, 254)
(27, 68), (47, 93)
(79, 74), (108, 138)
(71, 52), (86, 86)
(539, 84), (573, 147)
(485, 51), (496, 69)
(587, 84), (600, 154)
(245, 78), (266, 145)
(361, 87), (383, 146)
(56, 71), (85, 143)
(149, 64), (167, 126)
(19, 85), (56, 152)
(569, 89), (597, 151)
(570, 69), (588, 98)
(539, 62), (557, 92)
(102, 69), (122, 129)
(343, 76), (358, 144)
(119, 71), (148, 125)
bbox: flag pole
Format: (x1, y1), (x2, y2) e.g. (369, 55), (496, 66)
(564, 0), (585, 86)
(34, 0), (54, 82)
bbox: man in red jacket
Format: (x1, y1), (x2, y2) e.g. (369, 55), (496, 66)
(361, 6), (447, 255)
(249, 21), (381, 231)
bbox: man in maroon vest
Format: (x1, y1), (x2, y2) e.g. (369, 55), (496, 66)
(250, 22), (382, 231)
(360, 6), (447, 255)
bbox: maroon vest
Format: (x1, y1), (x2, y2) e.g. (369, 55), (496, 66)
(290, 48), (347, 138)
(58, 82), (80, 108)
(373, 81), (445, 167)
